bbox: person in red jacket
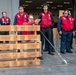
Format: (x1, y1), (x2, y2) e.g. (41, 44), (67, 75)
(14, 6), (28, 35)
(23, 14), (40, 35)
(14, 6), (28, 52)
(0, 12), (10, 44)
(22, 14), (35, 35)
(38, 3), (54, 60)
(57, 10), (75, 54)
(23, 15), (42, 58)
(69, 11), (75, 49)
(0, 12), (10, 35)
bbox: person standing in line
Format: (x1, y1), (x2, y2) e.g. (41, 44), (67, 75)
(69, 11), (75, 49)
(38, 3), (55, 60)
(0, 12), (10, 44)
(14, 6), (28, 34)
(57, 10), (75, 54)
(44, 26), (55, 52)
(14, 6), (28, 52)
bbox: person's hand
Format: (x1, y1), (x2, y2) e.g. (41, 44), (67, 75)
(59, 31), (62, 35)
(35, 19), (41, 24)
(73, 31), (75, 37)
(23, 22), (26, 25)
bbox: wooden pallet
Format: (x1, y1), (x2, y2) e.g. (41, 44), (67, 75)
(0, 25), (41, 68)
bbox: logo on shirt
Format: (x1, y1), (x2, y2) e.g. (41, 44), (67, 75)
(63, 17), (66, 20)
(24, 15), (26, 18)
(42, 13), (44, 16)
(2, 18), (9, 23)
(17, 15), (20, 18)
(69, 18), (72, 21)
(48, 14), (50, 17)
(2, 18), (4, 23)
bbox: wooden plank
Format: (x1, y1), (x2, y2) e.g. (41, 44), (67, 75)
(0, 44), (16, 50)
(0, 25), (40, 31)
(17, 59), (40, 66)
(0, 61), (17, 68)
(0, 25), (41, 68)
(17, 52), (40, 58)
(0, 35), (40, 41)
(17, 35), (40, 40)
(17, 43), (40, 50)
(0, 59), (40, 68)
(53, 28), (58, 40)
(0, 25), (16, 31)
(0, 35), (16, 41)
(16, 25), (40, 31)
(0, 43), (40, 50)
(0, 53), (16, 59)
(0, 52), (40, 59)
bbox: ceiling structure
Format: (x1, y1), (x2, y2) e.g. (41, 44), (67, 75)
(20, 0), (72, 10)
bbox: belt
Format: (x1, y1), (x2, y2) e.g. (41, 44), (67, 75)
(41, 26), (51, 29)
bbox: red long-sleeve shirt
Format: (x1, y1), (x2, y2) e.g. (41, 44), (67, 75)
(22, 21), (35, 35)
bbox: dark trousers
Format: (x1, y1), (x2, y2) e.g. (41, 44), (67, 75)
(70, 34), (73, 48)
(41, 27), (52, 54)
(60, 30), (72, 52)
(0, 31), (9, 35)
(0, 32), (9, 43)
(45, 29), (54, 51)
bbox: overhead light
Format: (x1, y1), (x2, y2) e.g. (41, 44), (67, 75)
(51, 7), (56, 9)
(37, 7), (41, 9)
(47, 1), (53, 3)
(41, 4), (49, 7)
(68, 8), (72, 10)
(23, 4), (29, 6)
(25, 1), (32, 3)
(57, 5), (63, 7)
(41, 5), (43, 7)
(64, 2), (70, 4)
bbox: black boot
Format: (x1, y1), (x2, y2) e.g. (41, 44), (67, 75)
(66, 51), (73, 53)
(38, 56), (43, 60)
(60, 51), (65, 54)
(48, 51), (54, 55)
